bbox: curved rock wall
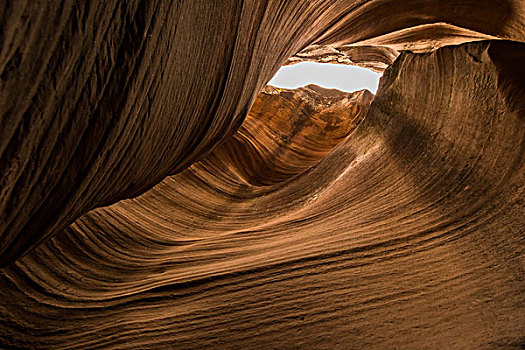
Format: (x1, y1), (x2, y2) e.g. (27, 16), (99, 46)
(1, 0), (524, 265)
(210, 85), (373, 185)
(0, 0), (524, 348)
(1, 39), (524, 349)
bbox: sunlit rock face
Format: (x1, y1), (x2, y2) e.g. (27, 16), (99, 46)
(210, 85), (373, 185)
(0, 0), (524, 349)
(287, 45), (400, 72)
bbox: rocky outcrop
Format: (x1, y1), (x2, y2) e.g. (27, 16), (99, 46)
(287, 22), (502, 72)
(0, 0), (524, 349)
(209, 85), (373, 185)
(287, 45), (399, 72)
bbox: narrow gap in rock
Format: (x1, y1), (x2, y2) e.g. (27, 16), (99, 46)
(268, 62), (382, 93)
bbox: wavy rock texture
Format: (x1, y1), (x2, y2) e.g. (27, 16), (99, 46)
(1, 0), (525, 349)
(211, 85), (373, 185)
(1, 39), (524, 349)
(1, 0), (525, 265)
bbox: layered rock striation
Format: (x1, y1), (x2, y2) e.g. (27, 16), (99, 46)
(0, 0), (524, 349)
(1, 0), (524, 265)
(210, 85), (373, 185)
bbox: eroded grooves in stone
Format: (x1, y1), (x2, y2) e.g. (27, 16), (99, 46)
(0, 1), (524, 348)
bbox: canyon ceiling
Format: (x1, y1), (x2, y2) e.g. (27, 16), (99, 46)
(0, 0), (524, 349)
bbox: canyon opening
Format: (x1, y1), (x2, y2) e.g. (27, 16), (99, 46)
(268, 62), (382, 93)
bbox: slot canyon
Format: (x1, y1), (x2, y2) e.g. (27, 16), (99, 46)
(0, 1), (524, 349)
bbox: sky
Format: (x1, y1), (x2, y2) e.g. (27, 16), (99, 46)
(268, 62), (381, 93)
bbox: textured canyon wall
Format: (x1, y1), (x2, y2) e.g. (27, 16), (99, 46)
(211, 85), (373, 185)
(0, 0), (525, 349)
(1, 0), (524, 265)
(1, 39), (524, 350)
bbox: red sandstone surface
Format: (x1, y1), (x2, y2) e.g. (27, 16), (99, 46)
(0, 1), (524, 349)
